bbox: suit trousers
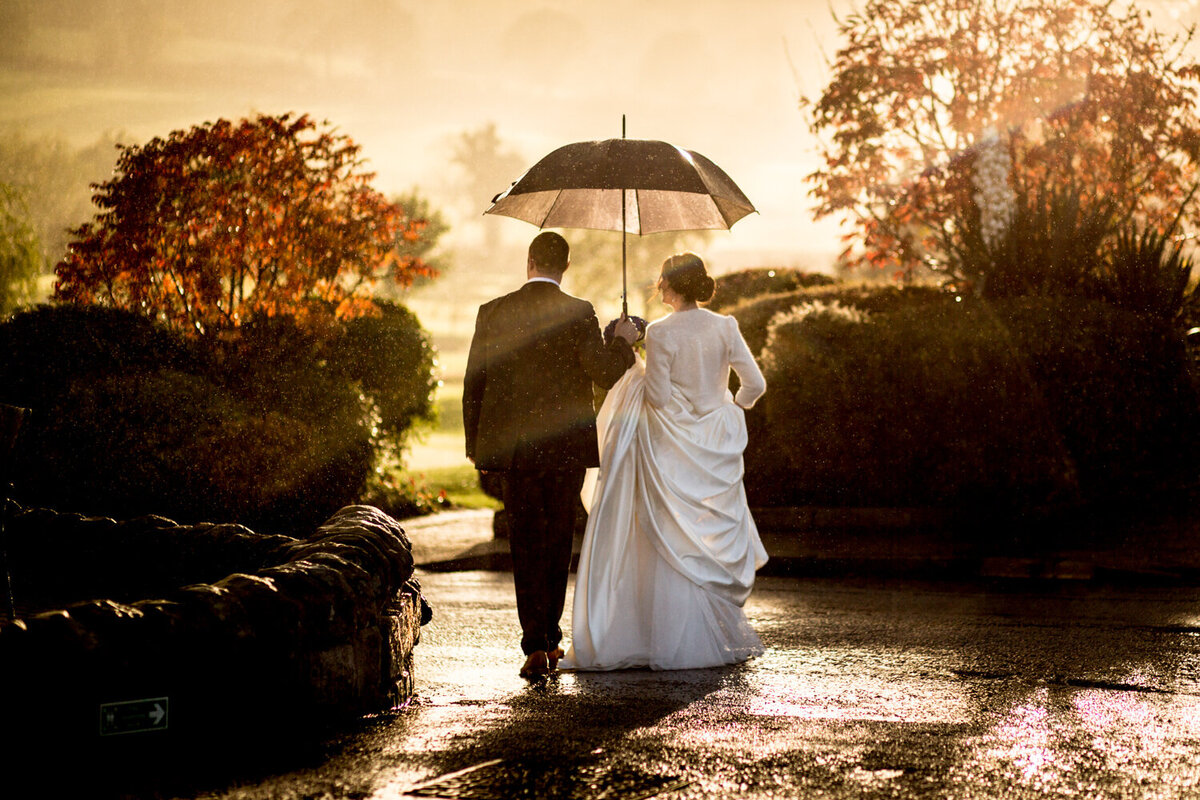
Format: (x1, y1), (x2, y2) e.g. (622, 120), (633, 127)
(501, 468), (585, 655)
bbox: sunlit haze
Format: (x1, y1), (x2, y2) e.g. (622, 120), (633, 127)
(3, 0), (1199, 273)
(0, 0), (864, 273)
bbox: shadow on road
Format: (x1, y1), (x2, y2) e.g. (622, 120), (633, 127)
(412, 667), (736, 788)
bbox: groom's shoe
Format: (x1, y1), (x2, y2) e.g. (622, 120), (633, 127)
(519, 651), (550, 679)
(546, 647), (565, 671)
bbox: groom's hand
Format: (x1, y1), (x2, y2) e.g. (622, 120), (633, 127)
(613, 317), (639, 345)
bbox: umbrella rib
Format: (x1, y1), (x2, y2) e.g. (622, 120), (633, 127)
(540, 190), (573, 230)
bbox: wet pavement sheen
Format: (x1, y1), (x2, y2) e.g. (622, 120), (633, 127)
(165, 572), (1200, 799)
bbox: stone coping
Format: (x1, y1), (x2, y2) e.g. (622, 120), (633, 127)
(0, 504), (431, 764)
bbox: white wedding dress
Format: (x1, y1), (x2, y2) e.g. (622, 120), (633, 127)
(563, 308), (768, 671)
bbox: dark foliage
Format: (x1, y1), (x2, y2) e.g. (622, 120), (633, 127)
(729, 282), (957, 356)
(1101, 224), (1195, 321)
(707, 267), (836, 313)
(950, 179), (1116, 299)
(713, 278), (959, 508)
(0, 304), (196, 407)
(325, 300), (437, 449)
(0, 302), (435, 532)
(753, 296), (1200, 510)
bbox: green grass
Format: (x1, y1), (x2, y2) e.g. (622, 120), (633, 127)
(402, 463), (499, 510)
(433, 388), (464, 433)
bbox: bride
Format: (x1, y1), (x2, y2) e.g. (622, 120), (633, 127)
(562, 252), (768, 671)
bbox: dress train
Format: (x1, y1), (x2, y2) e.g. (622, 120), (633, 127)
(563, 358), (767, 671)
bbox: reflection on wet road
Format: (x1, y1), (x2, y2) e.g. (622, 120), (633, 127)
(190, 573), (1200, 799)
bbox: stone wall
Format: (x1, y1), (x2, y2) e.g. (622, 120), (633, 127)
(0, 503), (431, 763)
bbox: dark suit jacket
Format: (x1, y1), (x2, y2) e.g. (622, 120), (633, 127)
(463, 280), (635, 471)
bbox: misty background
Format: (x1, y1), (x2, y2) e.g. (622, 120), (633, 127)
(5, 0), (1200, 284)
(0, 0), (855, 279)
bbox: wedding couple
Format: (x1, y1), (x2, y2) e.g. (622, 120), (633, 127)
(463, 232), (767, 678)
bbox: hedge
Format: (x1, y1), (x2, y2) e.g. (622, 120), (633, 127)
(0, 303), (435, 531)
(751, 296), (1200, 510)
(708, 267), (836, 313)
(728, 282), (957, 356)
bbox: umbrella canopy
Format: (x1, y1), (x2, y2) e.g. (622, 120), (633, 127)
(485, 138), (755, 234)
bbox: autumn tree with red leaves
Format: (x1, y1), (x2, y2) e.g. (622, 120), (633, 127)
(805, 0), (1200, 280)
(55, 113), (435, 335)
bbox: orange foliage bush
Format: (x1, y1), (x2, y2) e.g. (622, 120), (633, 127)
(54, 113), (435, 336)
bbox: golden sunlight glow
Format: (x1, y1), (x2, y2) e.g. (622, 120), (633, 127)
(1072, 687), (1200, 784)
(949, 679), (1200, 794)
(930, 74), (956, 107)
(1164, 0), (1200, 20)
(742, 649), (975, 725)
(998, 698), (1057, 783)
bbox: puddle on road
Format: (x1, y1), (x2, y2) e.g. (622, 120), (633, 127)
(739, 648), (977, 724)
(946, 686), (1200, 796)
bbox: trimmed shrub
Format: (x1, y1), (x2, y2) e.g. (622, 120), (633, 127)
(16, 370), (372, 531)
(0, 304), (196, 408)
(754, 297), (1199, 509)
(708, 267), (836, 313)
(998, 298), (1199, 498)
(0, 302), (437, 531)
(205, 313), (372, 433)
(725, 283), (958, 506)
(326, 300), (438, 451)
(730, 282), (957, 356)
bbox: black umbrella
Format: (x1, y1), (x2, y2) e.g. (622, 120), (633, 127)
(485, 121), (755, 315)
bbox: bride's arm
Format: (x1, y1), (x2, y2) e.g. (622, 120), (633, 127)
(643, 327), (672, 408)
(727, 317), (766, 409)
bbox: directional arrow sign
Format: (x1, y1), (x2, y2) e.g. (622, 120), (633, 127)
(99, 697), (169, 736)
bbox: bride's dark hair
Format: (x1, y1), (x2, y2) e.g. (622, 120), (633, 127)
(661, 252), (715, 303)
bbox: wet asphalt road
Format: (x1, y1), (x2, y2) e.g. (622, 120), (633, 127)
(157, 571), (1200, 799)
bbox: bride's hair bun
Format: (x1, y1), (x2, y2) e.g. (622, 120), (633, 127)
(662, 252), (715, 303)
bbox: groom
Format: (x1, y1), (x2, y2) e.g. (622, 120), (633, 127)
(464, 231), (638, 678)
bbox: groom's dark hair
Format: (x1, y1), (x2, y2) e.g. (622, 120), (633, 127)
(529, 231), (569, 275)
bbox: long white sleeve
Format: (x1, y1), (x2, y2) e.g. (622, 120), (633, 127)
(643, 326), (673, 408)
(727, 316), (766, 409)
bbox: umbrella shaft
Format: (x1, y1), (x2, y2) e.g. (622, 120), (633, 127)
(622, 188), (628, 317)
